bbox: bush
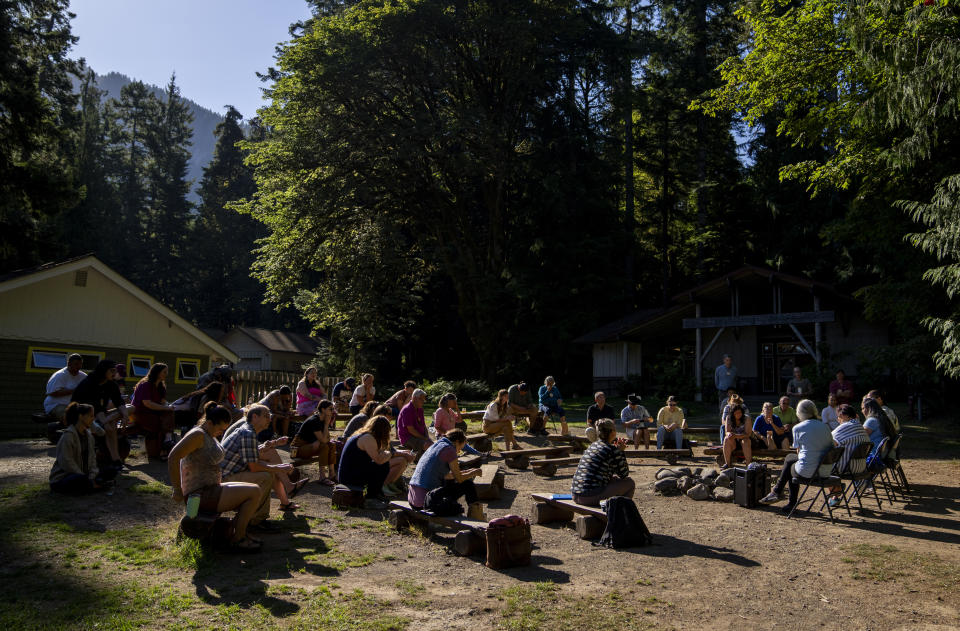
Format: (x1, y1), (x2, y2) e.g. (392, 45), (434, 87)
(421, 378), (494, 402)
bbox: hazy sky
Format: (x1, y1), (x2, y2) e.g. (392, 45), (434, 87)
(67, 0), (314, 119)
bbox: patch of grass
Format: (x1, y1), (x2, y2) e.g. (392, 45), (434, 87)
(498, 582), (661, 631)
(128, 479), (172, 495)
(0, 483), (47, 499)
(395, 579), (426, 596)
(843, 544), (960, 588)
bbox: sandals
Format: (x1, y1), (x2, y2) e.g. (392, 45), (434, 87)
(289, 478), (309, 498)
(279, 502), (300, 511)
(317, 477), (336, 487)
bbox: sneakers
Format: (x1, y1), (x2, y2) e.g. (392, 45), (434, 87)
(759, 490), (782, 505)
(827, 496), (841, 508)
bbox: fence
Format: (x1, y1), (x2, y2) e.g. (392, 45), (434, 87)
(233, 370), (341, 406)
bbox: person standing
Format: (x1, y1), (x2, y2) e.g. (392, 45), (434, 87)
(785, 366), (812, 408)
(44, 354), (87, 421)
(714, 355), (738, 412)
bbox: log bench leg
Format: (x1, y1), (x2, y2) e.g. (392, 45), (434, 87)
(532, 501), (575, 524)
(574, 514), (605, 540)
(504, 455), (530, 470)
(665, 454), (679, 465)
(467, 436), (493, 452)
(453, 529), (486, 556)
(389, 509), (410, 532)
(532, 464), (558, 477)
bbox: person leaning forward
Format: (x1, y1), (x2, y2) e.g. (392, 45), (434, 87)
(507, 382), (544, 435)
(219, 405), (294, 532)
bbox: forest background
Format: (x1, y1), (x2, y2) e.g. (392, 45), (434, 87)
(2, 0), (958, 398)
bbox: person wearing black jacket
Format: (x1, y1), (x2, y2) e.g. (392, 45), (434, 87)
(585, 392), (618, 442)
(71, 359), (131, 470)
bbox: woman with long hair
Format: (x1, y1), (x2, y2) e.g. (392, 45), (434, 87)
(483, 389), (521, 451)
(861, 397), (896, 458)
(295, 366), (327, 416)
(337, 415), (414, 508)
(291, 399), (338, 485)
(171, 381), (224, 430)
(167, 402), (264, 552)
(49, 402), (117, 494)
(131, 363), (177, 459)
(721, 404), (754, 468)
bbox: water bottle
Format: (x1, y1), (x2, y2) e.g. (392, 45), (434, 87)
(186, 493), (201, 519)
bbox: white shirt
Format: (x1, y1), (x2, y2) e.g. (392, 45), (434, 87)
(483, 401), (507, 422)
(820, 405), (839, 431)
(44, 367), (88, 413)
(349, 384), (375, 407)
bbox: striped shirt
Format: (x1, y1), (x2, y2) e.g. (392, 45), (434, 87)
(571, 441), (629, 496)
(220, 422), (259, 477)
(832, 421), (870, 474)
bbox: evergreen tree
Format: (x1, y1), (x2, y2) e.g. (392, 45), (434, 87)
(0, 0), (81, 271)
(190, 105), (266, 329)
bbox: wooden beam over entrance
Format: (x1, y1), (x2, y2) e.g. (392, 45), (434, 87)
(681, 311), (835, 329)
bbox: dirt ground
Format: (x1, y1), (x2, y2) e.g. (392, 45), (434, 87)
(1, 431), (958, 631)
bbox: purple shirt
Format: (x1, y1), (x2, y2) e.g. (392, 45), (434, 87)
(397, 401), (426, 444)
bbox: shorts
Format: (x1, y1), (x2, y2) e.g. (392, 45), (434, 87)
(184, 483), (223, 513)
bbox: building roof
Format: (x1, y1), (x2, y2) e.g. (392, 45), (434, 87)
(229, 327), (320, 355)
(0, 255), (239, 362)
(575, 265), (851, 344)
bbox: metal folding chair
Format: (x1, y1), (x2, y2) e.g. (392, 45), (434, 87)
(787, 446), (845, 523)
(828, 441), (874, 516)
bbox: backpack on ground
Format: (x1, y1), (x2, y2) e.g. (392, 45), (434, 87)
(424, 488), (464, 516)
(595, 496), (653, 549)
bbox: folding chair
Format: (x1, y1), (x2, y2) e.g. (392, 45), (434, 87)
(848, 437), (890, 511)
(827, 441), (874, 516)
(881, 434), (910, 500)
(787, 446), (845, 523)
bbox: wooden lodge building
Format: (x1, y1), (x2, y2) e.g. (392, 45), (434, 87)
(574, 266), (890, 400)
(0, 255), (238, 437)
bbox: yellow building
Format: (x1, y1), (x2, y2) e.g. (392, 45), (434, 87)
(0, 255), (238, 437)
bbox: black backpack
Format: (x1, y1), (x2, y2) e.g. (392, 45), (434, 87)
(595, 496), (653, 549)
(424, 488), (464, 516)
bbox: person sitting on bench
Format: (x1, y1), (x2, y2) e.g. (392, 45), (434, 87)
(385, 380), (416, 418)
(538, 376), (569, 435)
(433, 393), (467, 435)
(168, 402), (263, 552)
(295, 366), (326, 416)
(220, 404), (298, 521)
(621, 394), (652, 448)
(585, 391), (618, 442)
(71, 359), (131, 472)
(49, 403), (117, 494)
(291, 399), (338, 486)
(720, 391), (749, 443)
(131, 363), (177, 460)
(171, 381), (224, 432)
(753, 401), (790, 449)
(44, 353), (87, 421)
(508, 382), (544, 435)
(570, 419), (634, 506)
(338, 415), (414, 507)
(258, 386), (294, 438)
(343, 400), (382, 439)
(656, 395), (687, 450)
(407, 429), (484, 519)
(760, 399), (834, 513)
(349, 373), (376, 416)
(398, 389), (432, 456)
(483, 389), (522, 451)
(331, 377), (355, 414)
(721, 404), (754, 469)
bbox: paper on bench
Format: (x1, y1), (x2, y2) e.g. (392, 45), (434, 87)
(548, 493), (572, 500)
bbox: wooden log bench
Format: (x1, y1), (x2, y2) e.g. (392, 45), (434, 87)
(703, 446), (793, 466)
(502, 446), (573, 470)
(545, 434), (591, 452)
(530, 456), (581, 477)
(530, 492), (608, 539)
(621, 448), (692, 465)
(388, 500), (489, 556)
(465, 432), (493, 452)
(474, 464), (505, 500)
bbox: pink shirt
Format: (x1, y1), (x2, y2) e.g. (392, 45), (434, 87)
(433, 407), (461, 435)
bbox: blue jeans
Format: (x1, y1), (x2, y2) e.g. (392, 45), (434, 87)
(539, 404), (565, 417)
(657, 426), (683, 450)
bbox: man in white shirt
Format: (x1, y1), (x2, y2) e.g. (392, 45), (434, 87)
(44, 354), (87, 420)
